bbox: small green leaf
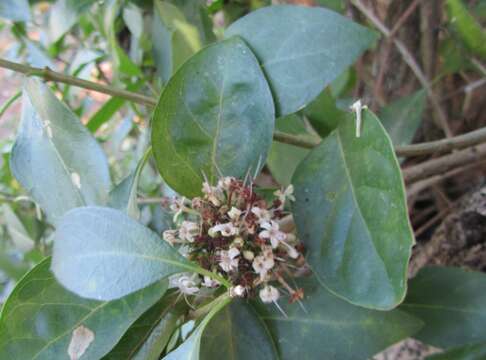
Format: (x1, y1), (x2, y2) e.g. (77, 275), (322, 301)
(200, 300), (278, 359)
(0, 258), (168, 360)
(152, 1), (203, 84)
(447, 0), (486, 58)
(303, 88), (346, 138)
(163, 295), (232, 360)
(10, 79), (111, 224)
(0, 0), (30, 22)
(104, 292), (184, 360)
(401, 266), (486, 349)
(152, 37), (275, 197)
(109, 147), (152, 219)
(225, 5), (377, 116)
(292, 110), (414, 310)
(267, 115), (310, 186)
(51, 206), (194, 300)
(379, 90), (426, 147)
(255, 276), (423, 360)
(48, 0), (97, 42)
(1, 204), (35, 253)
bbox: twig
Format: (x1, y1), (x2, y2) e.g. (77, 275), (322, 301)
(407, 160), (486, 197)
(403, 143), (486, 183)
(351, 0), (453, 137)
(389, 0), (423, 38)
(0, 58), (157, 107)
(2, 57), (486, 157)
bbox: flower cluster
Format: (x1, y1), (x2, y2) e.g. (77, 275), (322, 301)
(162, 177), (306, 308)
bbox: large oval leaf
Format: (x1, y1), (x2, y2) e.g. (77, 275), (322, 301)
(401, 266), (486, 349)
(10, 79), (111, 224)
(292, 110), (414, 310)
(0, 258), (167, 360)
(151, 36), (275, 197)
(51, 206), (195, 300)
(225, 5), (377, 116)
(254, 276), (422, 360)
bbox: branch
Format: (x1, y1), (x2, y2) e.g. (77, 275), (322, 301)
(2, 57), (486, 158)
(350, 0), (452, 137)
(402, 143), (486, 183)
(0, 58), (157, 107)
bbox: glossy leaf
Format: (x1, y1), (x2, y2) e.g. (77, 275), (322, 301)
(104, 292), (183, 360)
(51, 206), (194, 300)
(200, 300), (278, 359)
(10, 79), (111, 224)
(267, 115), (310, 186)
(152, 37), (275, 197)
(447, 0), (486, 58)
(0, 0), (30, 22)
(292, 110), (414, 310)
(225, 5), (377, 116)
(429, 343), (486, 360)
(109, 147), (152, 219)
(0, 258), (168, 360)
(152, 1), (203, 84)
(255, 276), (422, 360)
(163, 296), (231, 360)
(379, 90), (426, 147)
(401, 267), (486, 349)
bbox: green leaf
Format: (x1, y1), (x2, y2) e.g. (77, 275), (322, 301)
(0, 258), (168, 360)
(200, 300), (278, 359)
(303, 88), (346, 138)
(255, 276), (422, 360)
(0, 0), (30, 22)
(49, 0), (97, 42)
(163, 295), (232, 360)
(109, 147), (151, 219)
(401, 266), (486, 349)
(267, 115), (310, 186)
(169, 0), (216, 45)
(225, 5), (377, 116)
(104, 292), (183, 360)
(1, 204), (35, 253)
(152, 1), (203, 84)
(10, 79), (111, 224)
(447, 0), (486, 58)
(51, 206), (194, 300)
(292, 110), (414, 310)
(152, 37), (275, 197)
(428, 343), (486, 360)
(379, 90), (426, 147)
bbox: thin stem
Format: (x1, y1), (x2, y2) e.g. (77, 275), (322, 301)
(0, 90), (22, 119)
(0, 58), (157, 107)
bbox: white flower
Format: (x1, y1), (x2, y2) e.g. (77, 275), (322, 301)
(202, 275), (219, 288)
(179, 221), (199, 243)
(227, 207), (242, 221)
(170, 197), (186, 222)
(162, 230), (178, 244)
(229, 285), (246, 297)
(274, 185), (295, 205)
(218, 247), (240, 272)
(170, 273), (200, 295)
(217, 176), (234, 191)
(252, 248), (274, 280)
(243, 250), (255, 261)
(280, 240), (299, 259)
(209, 222), (239, 237)
(251, 206), (271, 224)
(350, 99), (367, 138)
(259, 221), (287, 248)
(259, 285), (280, 303)
(202, 181), (224, 206)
